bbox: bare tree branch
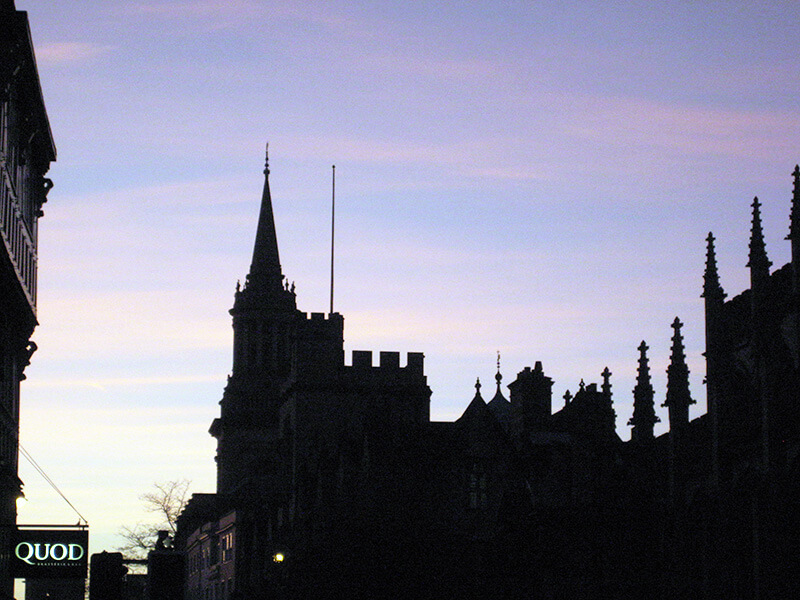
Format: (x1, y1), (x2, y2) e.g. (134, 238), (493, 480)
(117, 479), (190, 558)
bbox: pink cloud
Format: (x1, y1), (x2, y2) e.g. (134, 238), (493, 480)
(36, 42), (112, 65)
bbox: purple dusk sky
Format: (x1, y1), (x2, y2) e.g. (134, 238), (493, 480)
(14, 0), (800, 560)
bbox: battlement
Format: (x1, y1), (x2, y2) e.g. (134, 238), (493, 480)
(301, 311), (344, 322)
(347, 350), (425, 374)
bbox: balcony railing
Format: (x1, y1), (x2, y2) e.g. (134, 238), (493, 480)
(0, 155), (37, 315)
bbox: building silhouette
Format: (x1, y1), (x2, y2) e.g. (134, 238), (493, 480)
(0, 1), (55, 596)
(177, 153), (800, 600)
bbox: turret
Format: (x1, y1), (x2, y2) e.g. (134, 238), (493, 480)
(629, 341), (659, 442)
(663, 318), (694, 432)
(486, 353), (511, 430)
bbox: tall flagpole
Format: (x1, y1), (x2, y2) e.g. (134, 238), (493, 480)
(330, 164), (336, 314)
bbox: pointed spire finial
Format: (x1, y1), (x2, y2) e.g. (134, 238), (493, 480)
(495, 351), (502, 388)
(703, 232), (726, 301)
(663, 318), (694, 428)
(747, 196), (771, 280)
(243, 144), (285, 293)
(475, 377), (482, 394)
(789, 165), (799, 242)
(629, 340), (659, 440)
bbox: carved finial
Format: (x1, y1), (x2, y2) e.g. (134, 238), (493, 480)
(264, 142), (270, 176)
(664, 318), (694, 425)
(601, 367), (612, 398)
(579, 379), (585, 392)
(747, 196), (771, 278)
(563, 389), (572, 406)
(236, 280), (241, 293)
(703, 232), (726, 301)
(495, 351), (502, 387)
(629, 340), (659, 440)
(475, 377), (481, 393)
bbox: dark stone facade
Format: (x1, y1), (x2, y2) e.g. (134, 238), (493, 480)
(177, 155), (800, 600)
(0, 1), (55, 596)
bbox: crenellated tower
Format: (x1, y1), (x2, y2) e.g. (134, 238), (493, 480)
(629, 341), (659, 442)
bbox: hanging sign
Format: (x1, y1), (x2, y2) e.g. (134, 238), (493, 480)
(11, 527), (89, 579)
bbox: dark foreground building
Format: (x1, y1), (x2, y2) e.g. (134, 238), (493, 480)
(177, 155), (800, 600)
(0, 1), (55, 597)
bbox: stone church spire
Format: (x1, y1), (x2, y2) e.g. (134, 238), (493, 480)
(232, 146), (297, 315)
(747, 196), (771, 288)
(629, 341), (659, 442)
(663, 317), (694, 431)
(247, 144), (284, 292)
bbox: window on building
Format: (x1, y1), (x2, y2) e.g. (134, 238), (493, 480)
(468, 464), (488, 509)
(221, 531), (235, 563)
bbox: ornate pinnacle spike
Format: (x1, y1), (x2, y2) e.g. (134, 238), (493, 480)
(664, 317), (695, 411)
(789, 165), (799, 241)
(702, 232), (726, 300)
(670, 317), (685, 359)
(747, 196), (771, 273)
(475, 378), (482, 394)
(636, 341), (652, 387)
(629, 340), (659, 434)
(264, 142), (270, 175)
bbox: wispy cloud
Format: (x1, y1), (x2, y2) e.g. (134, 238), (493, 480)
(561, 93), (800, 159)
(25, 374), (225, 389)
(36, 42), (112, 65)
(362, 53), (500, 81)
